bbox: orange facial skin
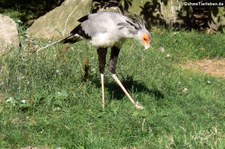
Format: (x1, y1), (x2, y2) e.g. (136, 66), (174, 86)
(142, 34), (150, 45)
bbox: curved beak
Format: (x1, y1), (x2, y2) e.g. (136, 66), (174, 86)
(144, 43), (150, 50)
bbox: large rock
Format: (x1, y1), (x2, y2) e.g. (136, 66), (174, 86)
(0, 14), (19, 53)
(27, 0), (92, 39)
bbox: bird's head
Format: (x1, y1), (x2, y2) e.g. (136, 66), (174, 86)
(141, 32), (151, 50)
(119, 14), (151, 50)
(127, 18), (151, 50)
(136, 30), (151, 50)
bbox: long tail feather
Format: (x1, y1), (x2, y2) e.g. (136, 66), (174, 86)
(61, 34), (81, 44)
(33, 24), (83, 53)
(34, 38), (65, 53)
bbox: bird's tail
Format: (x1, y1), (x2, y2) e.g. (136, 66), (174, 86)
(61, 33), (81, 44)
(34, 33), (81, 53)
(34, 38), (65, 53)
(33, 24), (82, 53)
(61, 24), (84, 44)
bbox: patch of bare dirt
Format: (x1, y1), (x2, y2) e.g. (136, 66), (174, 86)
(183, 59), (225, 79)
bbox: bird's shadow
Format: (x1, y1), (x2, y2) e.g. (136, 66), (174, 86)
(91, 75), (164, 101)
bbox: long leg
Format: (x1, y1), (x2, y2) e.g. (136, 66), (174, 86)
(97, 48), (107, 109)
(110, 46), (143, 110)
(111, 74), (143, 109)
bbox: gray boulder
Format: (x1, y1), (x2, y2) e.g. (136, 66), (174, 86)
(27, 0), (92, 39)
(0, 14), (19, 54)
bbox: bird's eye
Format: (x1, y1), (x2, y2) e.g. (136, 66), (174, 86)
(143, 35), (149, 42)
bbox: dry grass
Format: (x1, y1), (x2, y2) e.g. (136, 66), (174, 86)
(183, 59), (225, 79)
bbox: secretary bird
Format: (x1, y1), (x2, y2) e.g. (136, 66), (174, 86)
(62, 11), (151, 109)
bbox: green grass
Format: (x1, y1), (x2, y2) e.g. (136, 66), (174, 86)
(0, 28), (225, 148)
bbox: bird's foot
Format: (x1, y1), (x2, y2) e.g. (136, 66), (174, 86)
(134, 102), (144, 110)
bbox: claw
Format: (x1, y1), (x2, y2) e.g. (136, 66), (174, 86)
(111, 74), (144, 109)
(135, 102), (144, 110)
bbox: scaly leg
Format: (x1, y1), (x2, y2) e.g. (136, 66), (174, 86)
(110, 46), (144, 110)
(100, 73), (105, 109)
(111, 74), (144, 109)
(97, 48), (107, 109)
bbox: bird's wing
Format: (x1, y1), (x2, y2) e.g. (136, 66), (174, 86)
(80, 13), (113, 37)
(62, 15), (91, 43)
(63, 12), (144, 44)
(77, 15), (89, 23)
(81, 12), (141, 38)
(65, 13), (111, 42)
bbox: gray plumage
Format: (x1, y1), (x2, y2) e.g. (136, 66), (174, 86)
(62, 12), (151, 49)
(62, 11), (151, 109)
